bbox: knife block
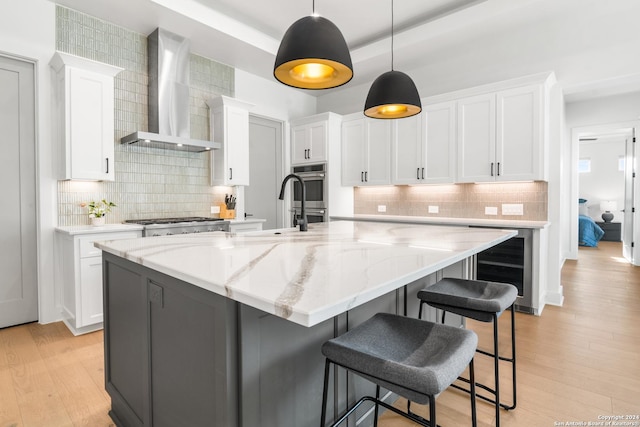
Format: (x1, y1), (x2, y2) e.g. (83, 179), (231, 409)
(219, 203), (235, 219)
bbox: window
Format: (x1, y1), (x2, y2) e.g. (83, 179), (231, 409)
(578, 158), (591, 173)
(619, 156), (625, 172)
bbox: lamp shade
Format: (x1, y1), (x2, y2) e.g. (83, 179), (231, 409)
(274, 15), (353, 90)
(600, 200), (617, 212)
(364, 70), (422, 119)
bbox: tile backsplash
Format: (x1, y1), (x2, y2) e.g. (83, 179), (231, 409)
(354, 182), (548, 221)
(55, 6), (234, 226)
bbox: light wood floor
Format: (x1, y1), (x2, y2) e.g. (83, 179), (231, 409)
(1, 241), (639, 426)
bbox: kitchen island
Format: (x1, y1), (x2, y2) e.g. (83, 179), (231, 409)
(96, 221), (516, 427)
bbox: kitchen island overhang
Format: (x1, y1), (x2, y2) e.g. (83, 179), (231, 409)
(96, 221), (517, 327)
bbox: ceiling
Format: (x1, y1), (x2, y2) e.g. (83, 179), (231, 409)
(51, 0), (640, 100)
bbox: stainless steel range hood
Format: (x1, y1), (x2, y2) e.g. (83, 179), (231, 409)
(121, 28), (220, 152)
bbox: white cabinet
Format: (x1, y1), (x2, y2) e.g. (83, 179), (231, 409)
(291, 115), (331, 165)
(229, 220), (264, 233)
(208, 96), (254, 186)
(391, 114), (424, 184)
(457, 84), (543, 183)
(341, 114), (391, 186)
(56, 229), (142, 335)
(50, 52), (122, 181)
(422, 101), (457, 183)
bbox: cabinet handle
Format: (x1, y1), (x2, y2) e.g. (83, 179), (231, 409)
(365, 171), (368, 182)
(106, 158), (109, 174)
(421, 167), (425, 180)
(229, 168), (233, 180)
(307, 149), (311, 159)
(416, 168), (420, 179)
(497, 162), (501, 176)
(361, 171), (364, 182)
(491, 162), (494, 177)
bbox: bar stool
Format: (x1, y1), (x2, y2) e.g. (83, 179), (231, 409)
(320, 312), (478, 427)
(417, 278), (518, 427)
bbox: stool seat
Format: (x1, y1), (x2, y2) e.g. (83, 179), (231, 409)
(321, 312), (477, 405)
(417, 278), (517, 322)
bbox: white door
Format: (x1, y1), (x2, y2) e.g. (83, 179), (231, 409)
(0, 55), (37, 328)
(623, 131), (635, 263)
(366, 119), (392, 185)
(423, 101), (456, 183)
(341, 117), (366, 186)
(457, 93), (496, 183)
(392, 115), (422, 184)
(245, 116), (283, 230)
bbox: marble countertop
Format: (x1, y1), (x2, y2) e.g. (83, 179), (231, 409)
(331, 214), (549, 229)
(95, 221), (516, 327)
(55, 224), (144, 235)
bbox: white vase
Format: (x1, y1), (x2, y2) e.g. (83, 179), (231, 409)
(91, 216), (105, 227)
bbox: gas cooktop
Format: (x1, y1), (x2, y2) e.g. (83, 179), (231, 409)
(125, 217), (225, 226)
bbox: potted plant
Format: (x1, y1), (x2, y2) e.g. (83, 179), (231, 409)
(86, 199), (116, 226)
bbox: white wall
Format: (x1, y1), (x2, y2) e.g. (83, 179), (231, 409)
(578, 139), (626, 221)
(0, 0), (57, 323)
(235, 69), (316, 122)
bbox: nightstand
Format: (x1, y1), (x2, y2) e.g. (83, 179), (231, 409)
(596, 222), (621, 242)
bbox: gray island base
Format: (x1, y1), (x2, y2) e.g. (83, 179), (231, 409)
(97, 221), (516, 427)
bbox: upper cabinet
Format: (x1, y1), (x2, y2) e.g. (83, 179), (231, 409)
(341, 114), (391, 186)
(50, 52), (123, 181)
(208, 96), (254, 186)
(291, 114), (334, 165)
(457, 82), (546, 183)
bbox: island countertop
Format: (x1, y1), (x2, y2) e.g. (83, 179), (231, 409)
(95, 220), (516, 327)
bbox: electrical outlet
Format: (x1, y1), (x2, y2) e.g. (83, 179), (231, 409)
(502, 203), (524, 215)
(211, 205), (220, 214)
(377, 205), (387, 213)
(428, 205), (439, 214)
(485, 206), (498, 215)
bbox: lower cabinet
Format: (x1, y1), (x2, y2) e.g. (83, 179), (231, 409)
(102, 253), (470, 427)
(56, 229), (141, 335)
(229, 220), (264, 233)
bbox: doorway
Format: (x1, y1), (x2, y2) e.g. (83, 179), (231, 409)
(0, 54), (38, 328)
(572, 123), (638, 265)
(244, 115), (283, 230)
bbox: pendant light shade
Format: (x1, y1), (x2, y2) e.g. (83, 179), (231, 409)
(274, 15), (353, 90)
(364, 70), (421, 119)
(364, 0), (421, 119)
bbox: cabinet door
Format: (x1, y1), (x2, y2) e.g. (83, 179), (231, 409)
(496, 85), (542, 181)
(423, 101), (456, 183)
(79, 256), (104, 327)
(307, 121), (328, 163)
(291, 125), (309, 165)
(457, 93), (496, 183)
(225, 105), (250, 185)
(391, 114), (423, 184)
(69, 67), (115, 181)
(366, 119), (391, 185)
(341, 118), (366, 186)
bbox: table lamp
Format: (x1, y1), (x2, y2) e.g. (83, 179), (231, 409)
(600, 200), (617, 222)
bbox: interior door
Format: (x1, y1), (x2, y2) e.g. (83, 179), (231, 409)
(0, 55), (37, 328)
(623, 130), (635, 263)
(245, 116), (283, 230)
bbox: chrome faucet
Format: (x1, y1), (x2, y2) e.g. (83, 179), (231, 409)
(279, 174), (307, 232)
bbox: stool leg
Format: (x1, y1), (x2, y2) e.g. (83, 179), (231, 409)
(492, 313), (500, 427)
(374, 385), (380, 427)
(429, 395), (436, 427)
(418, 300), (424, 319)
(321, 359), (330, 427)
(469, 359), (477, 427)
(510, 304), (517, 410)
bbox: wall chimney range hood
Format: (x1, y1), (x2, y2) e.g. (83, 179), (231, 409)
(121, 28), (220, 152)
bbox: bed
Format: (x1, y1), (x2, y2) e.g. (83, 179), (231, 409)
(579, 215), (604, 246)
(578, 198), (604, 246)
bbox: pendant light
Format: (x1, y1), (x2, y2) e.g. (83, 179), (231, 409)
(364, 0), (421, 119)
(274, 0), (353, 90)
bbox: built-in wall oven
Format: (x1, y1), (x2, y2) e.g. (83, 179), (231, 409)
(291, 163), (328, 225)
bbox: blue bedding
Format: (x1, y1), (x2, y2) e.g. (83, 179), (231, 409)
(579, 215), (604, 247)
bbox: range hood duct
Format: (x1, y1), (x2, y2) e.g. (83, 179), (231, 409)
(121, 28), (220, 152)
